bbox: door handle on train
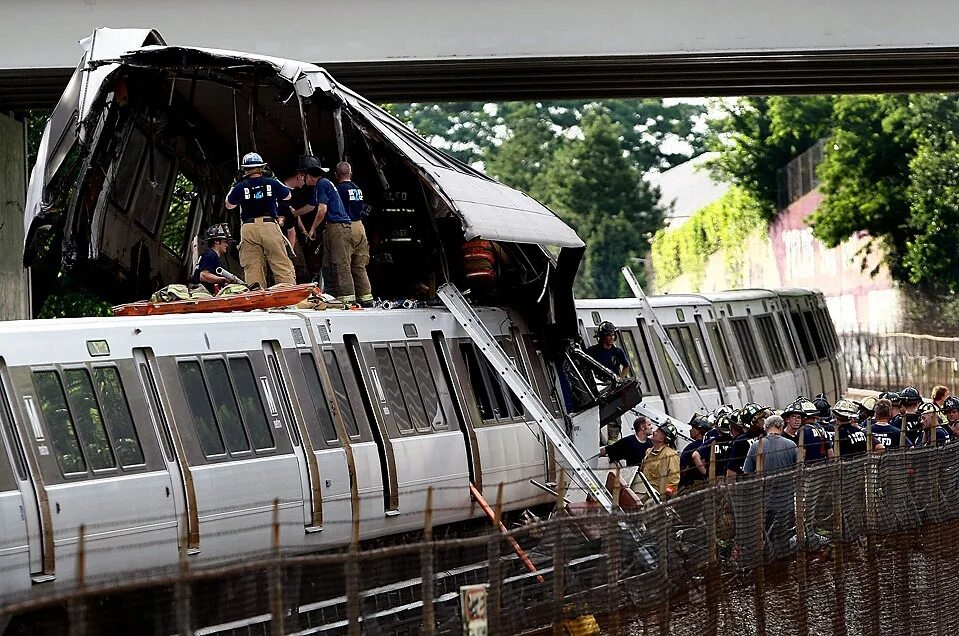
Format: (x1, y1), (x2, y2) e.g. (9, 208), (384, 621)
(165, 486), (170, 498)
(55, 502), (60, 514)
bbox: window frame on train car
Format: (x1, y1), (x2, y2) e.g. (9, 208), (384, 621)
(138, 361), (176, 463)
(815, 307), (839, 354)
(755, 315), (789, 374)
(705, 321), (737, 385)
(226, 355), (277, 452)
(30, 368), (91, 477)
(802, 310), (828, 360)
(321, 348), (363, 439)
(789, 310), (815, 363)
(296, 351), (341, 444)
(651, 334), (688, 394)
(0, 410), (17, 492)
(618, 328), (656, 397)
(666, 324), (716, 390)
(89, 364), (147, 469)
(521, 334), (563, 417)
(61, 367), (118, 473)
(371, 344), (419, 435)
(0, 372), (28, 482)
(776, 312), (802, 368)
(407, 342), (449, 432)
(729, 318), (766, 379)
(458, 341), (529, 426)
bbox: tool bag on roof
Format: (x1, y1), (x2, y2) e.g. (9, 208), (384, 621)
(150, 284), (213, 303)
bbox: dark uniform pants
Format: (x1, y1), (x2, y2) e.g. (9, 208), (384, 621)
(323, 222), (372, 303)
(239, 218), (296, 288)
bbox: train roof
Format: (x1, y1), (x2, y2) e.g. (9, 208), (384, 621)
(703, 289), (780, 302)
(575, 294), (711, 310)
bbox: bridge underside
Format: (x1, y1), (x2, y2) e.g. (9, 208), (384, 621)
(5, 47), (959, 111)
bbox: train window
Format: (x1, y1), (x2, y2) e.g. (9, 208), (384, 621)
(131, 148), (174, 235)
(706, 323), (736, 383)
(92, 367), (145, 467)
(777, 314), (801, 367)
(730, 319), (765, 379)
(228, 358), (275, 451)
(498, 339), (527, 418)
(139, 363), (175, 462)
(32, 371), (86, 475)
(393, 347), (431, 432)
(803, 311), (827, 359)
(652, 336), (687, 394)
(63, 369), (116, 471)
(374, 348), (414, 433)
(460, 343), (525, 423)
(591, 311), (601, 326)
(756, 316), (789, 373)
(409, 345), (447, 431)
(665, 326), (708, 389)
(790, 311), (814, 363)
(323, 350), (361, 438)
(676, 309), (685, 323)
(0, 430), (14, 491)
(112, 126), (147, 209)
(160, 172), (196, 257)
(177, 361), (226, 457)
(619, 329), (654, 395)
(203, 359), (250, 454)
(460, 344), (494, 421)
(816, 308), (838, 354)
(298, 353), (339, 443)
(0, 381), (27, 481)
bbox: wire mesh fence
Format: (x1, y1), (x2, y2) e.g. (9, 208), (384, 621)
(6, 442), (959, 635)
(840, 329), (959, 395)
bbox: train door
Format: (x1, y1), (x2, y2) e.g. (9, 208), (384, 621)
(789, 300), (826, 397)
(664, 320), (722, 417)
(703, 319), (748, 405)
(695, 315), (729, 404)
(773, 303), (812, 397)
(134, 348), (196, 552)
(0, 379), (32, 596)
(164, 351), (305, 558)
(715, 312), (757, 404)
(619, 327), (666, 414)
(813, 303), (843, 401)
(12, 360), (179, 582)
(752, 312), (798, 408)
(636, 318), (683, 415)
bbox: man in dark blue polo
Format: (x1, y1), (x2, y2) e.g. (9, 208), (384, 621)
(586, 322), (631, 379)
(224, 152), (294, 288)
(305, 162), (372, 306)
(191, 224), (234, 294)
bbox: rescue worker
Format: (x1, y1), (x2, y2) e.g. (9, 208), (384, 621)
(943, 396), (959, 439)
(278, 157), (320, 283)
(726, 403), (768, 478)
(191, 224), (234, 294)
(933, 385), (950, 409)
(637, 422), (680, 500)
(891, 387), (922, 445)
(306, 161), (373, 306)
(692, 412), (734, 480)
(918, 402), (948, 447)
(586, 321), (631, 379)
(679, 414), (711, 490)
(224, 152), (295, 288)
(332, 161), (374, 306)
(743, 415), (797, 474)
(870, 398), (908, 453)
(832, 399), (869, 459)
(783, 399), (833, 462)
(857, 396), (877, 429)
(600, 415), (652, 466)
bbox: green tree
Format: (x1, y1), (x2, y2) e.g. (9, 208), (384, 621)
(707, 96), (835, 218)
(484, 103), (557, 195)
(536, 112), (663, 297)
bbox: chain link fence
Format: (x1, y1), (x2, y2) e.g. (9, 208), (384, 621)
(840, 330), (959, 394)
(5, 440), (959, 635)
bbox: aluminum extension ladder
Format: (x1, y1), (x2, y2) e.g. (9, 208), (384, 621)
(621, 266), (708, 412)
(437, 283), (616, 514)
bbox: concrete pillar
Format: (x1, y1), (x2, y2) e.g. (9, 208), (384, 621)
(0, 112), (29, 320)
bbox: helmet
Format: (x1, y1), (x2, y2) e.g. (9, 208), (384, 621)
(881, 391), (901, 405)
(813, 394), (831, 419)
(715, 414), (732, 435)
(739, 403), (769, 427)
(831, 399), (859, 420)
(656, 421), (678, 446)
(689, 413), (711, 433)
(781, 401), (804, 417)
(241, 152), (267, 170)
(858, 396), (877, 414)
(918, 401), (941, 416)
(595, 321), (618, 340)
(297, 155), (326, 175)
(204, 223), (233, 242)
(900, 387), (921, 403)
(943, 396), (959, 412)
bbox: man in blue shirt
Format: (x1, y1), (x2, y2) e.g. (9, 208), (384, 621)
(191, 224), (234, 294)
(305, 161), (373, 306)
(224, 152), (295, 288)
(599, 416), (652, 466)
(586, 322), (631, 379)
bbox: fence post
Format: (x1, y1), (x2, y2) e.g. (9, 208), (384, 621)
(487, 483), (504, 635)
(607, 469), (622, 636)
(346, 509), (361, 636)
(794, 452), (809, 636)
(754, 438), (766, 636)
(269, 498), (285, 636)
(864, 428), (881, 636)
(552, 470), (566, 636)
(421, 487), (435, 636)
(831, 456), (848, 636)
(68, 524), (87, 636)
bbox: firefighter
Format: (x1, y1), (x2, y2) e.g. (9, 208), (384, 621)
(586, 321), (631, 379)
(191, 223), (234, 294)
(637, 422), (680, 500)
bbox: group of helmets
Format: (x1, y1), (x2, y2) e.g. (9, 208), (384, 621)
(690, 402), (774, 436)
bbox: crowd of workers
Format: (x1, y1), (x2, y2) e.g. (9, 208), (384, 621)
(192, 152), (373, 306)
(589, 321), (959, 502)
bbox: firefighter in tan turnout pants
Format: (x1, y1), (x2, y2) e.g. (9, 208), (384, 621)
(224, 152), (296, 288)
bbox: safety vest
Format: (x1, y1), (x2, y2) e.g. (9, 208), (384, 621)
(462, 239), (497, 283)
